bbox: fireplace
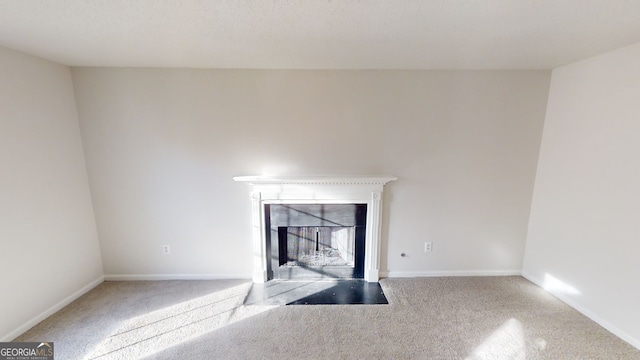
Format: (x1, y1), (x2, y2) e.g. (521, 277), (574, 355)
(267, 204), (367, 280)
(234, 175), (397, 283)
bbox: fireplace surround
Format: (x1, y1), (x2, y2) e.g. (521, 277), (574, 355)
(234, 175), (397, 283)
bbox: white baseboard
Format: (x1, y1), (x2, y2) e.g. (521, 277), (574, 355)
(1, 276), (104, 342)
(522, 271), (640, 351)
(104, 273), (252, 281)
(381, 269), (522, 278)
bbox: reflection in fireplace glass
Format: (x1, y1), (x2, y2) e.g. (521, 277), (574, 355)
(285, 226), (355, 267)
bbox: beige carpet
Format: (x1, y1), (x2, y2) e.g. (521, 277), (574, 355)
(15, 277), (640, 359)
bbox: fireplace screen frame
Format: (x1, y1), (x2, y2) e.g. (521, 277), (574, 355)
(266, 204), (367, 280)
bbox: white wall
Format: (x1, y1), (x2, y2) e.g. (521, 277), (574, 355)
(72, 69), (550, 279)
(523, 42), (640, 348)
(0, 46), (103, 340)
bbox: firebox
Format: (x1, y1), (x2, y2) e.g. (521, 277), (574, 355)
(280, 227), (355, 266)
(265, 204), (367, 280)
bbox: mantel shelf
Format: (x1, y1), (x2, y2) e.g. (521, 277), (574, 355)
(233, 175), (398, 186)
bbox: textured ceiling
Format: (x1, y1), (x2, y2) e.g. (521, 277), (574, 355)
(1, 1), (639, 69)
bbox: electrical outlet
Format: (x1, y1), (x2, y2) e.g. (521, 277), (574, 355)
(424, 242), (433, 252)
(162, 245), (171, 255)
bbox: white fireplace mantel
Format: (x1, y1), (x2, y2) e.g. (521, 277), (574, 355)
(234, 175), (397, 283)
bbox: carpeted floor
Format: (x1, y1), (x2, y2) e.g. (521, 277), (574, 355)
(15, 276), (640, 359)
